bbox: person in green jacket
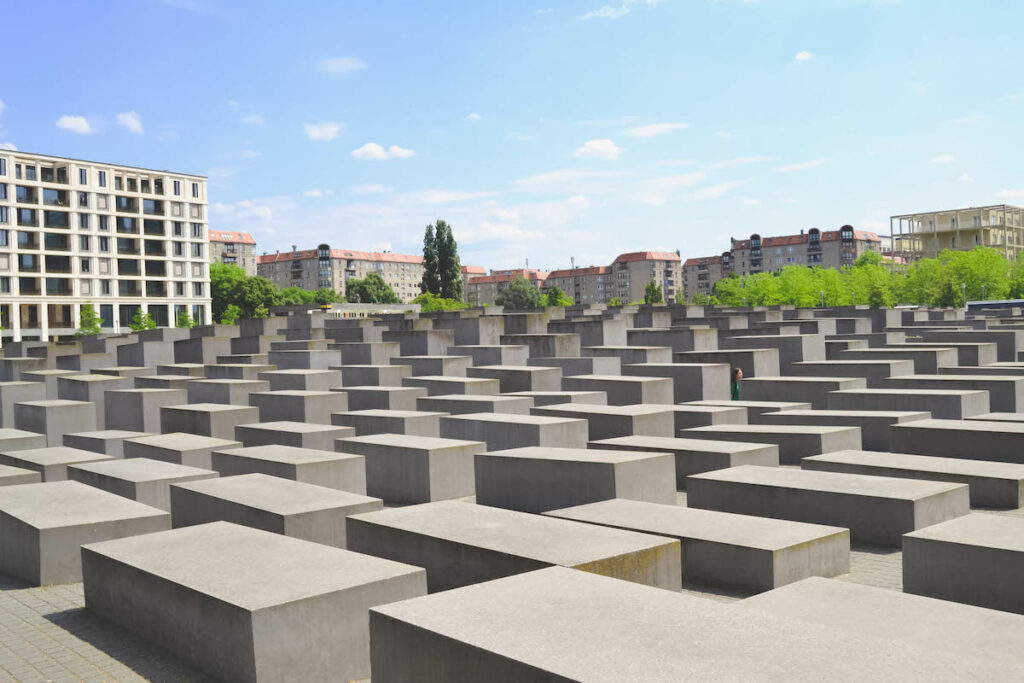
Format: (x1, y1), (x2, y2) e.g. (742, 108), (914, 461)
(730, 367), (743, 400)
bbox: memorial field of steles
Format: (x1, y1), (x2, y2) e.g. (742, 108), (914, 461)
(2, 301), (1024, 680)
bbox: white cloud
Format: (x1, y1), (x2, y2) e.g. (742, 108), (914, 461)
(0, 142), (16, 151)
(56, 115), (93, 135)
(709, 155), (773, 170)
(772, 158), (831, 172)
(507, 132), (536, 141)
(226, 99), (240, 108)
(157, 129), (180, 142)
(573, 138), (623, 160)
(116, 110), (143, 134)
(582, 0), (661, 20)
(741, 197), (761, 205)
(466, 112), (482, 121)
(930, 153), (954, 164)
(657, 159), (695, 167)
(410, 190), (500, 204)
(959, 174), (974, 184)
(781, 198), (796, 204)
(318, 57), (367, 75)
(303, 189), (335, 198)
(303, 121), (343, 142)
(515, 168), (628, 192)
(238, 149), (262, 159)
(795, 51), (814, 61)
(350, 143), (416, 160)
(633, 172), (707, 206)
(241, 114), (264, 126)
(0, 100), (5, 116)
(950, 114), (983, 125)
(684, 179), (748, 201)
(624, 122), (689, 138)
(350, 184), (392, 194)
(997, 189), (1024, 199)
(535, 8), (553, 15)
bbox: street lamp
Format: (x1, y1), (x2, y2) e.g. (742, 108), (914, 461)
(820, 290), (824, 307)
(961, 282), (967, 309)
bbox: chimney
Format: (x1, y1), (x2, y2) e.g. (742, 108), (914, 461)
(291, 244), (296, 252)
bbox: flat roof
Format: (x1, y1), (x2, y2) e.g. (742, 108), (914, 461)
(2, 149), (207, 179)
(890, 204), (1022, 220)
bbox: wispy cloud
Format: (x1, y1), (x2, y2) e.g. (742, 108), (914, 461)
(241, 114), (264, 126)
(950, 114), (983, 125)
(0, 142), (16, 151)
(582, 0), (662, 20)
(624, 121), (689, 138)
(116, 110), (143, 135)
(633, 172), (707, 206)
(573, 138), (623, 160)
(684, 179), (748, 201)
(237, 149), (262, 159)
(351, 143), (416, 160)
(351, 184), (392, 195)
(303, 121), (343, 142)
(303, 189), (335, 198)
(0, 100), (5, 116)
(930, 153), (954, 164)
(709, 156), (773, 170)
(959, 174), (974, 184)
(318, 57), (367, 75)
(407, 190), (501, 204)
(772, 158), (830, 172)
(56, 115), (93, 135)
(795, 51), (814, 61)
(997, 189), (1024, 199)
(466, 112), (482, 121)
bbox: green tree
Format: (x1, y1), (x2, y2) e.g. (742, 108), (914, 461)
(176, 310), (196, 328)
(129, 309), (157, 332)
(777, 266), (818, 307)
(607, 297), (622, 307)
(544, 285), (573, 307)
(345, 273), (402, 304)
(238, 276), (283, 317)
(210, 263), (249, 321)
(253, 304), (269, 319)
(495, 276), (544, 309)
(279, 286), (315, 306)
(411, 292), (469, 312)
(219, 305), (242, 325)
(712, 274), (746, 306)
(419, 224), (441, 295)
(643, 281), (663, 304)
(435, 220), (463, 301)
(313, 288), (342, 306)
(689, 292), (718, 305)
(75, 303), (103, 338)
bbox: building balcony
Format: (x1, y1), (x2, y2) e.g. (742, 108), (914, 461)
(39, 168), (69, 185)
(45, 279), (72, 296)
(15, 187), (38, 204)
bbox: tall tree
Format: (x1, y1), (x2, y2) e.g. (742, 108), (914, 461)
(495, 276), (544, 310)
(346, 273), (402, 304)
(75, 303), (103, 337)
(643, 281), (663, 304)
(435, 220), (463, 301)
(420, 224), (441, 295)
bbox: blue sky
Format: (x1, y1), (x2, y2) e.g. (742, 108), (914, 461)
(2, 0), (1023, 270)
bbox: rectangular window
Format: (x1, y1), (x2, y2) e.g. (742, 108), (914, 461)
(0, 230), (7, 246)
(191, 223), (203, 238)
(25, 166), (36, 181)
(101, 280), (111, 295)
(79, 214), (89, 229)
(115, 176), (123, 191)
(99, 236), (109, 252)
(0, 276), (8, 293)
(79, 168), (88, 185)
(173, 180), (181, 195)
(192, 182), (199, 198)
(78, 191), (88, 208)
(173, 242), (184, 256)
(78, 235), (90, 250)
(98, 215), (108, 231)
(0, 159), (5, 176)
(173, 221), (184, 236)
(97, 194), (108, 210)
(80, 258), (90, 273)
(193, 282), (204, 296)
(191, 242), (203, 257)
(0, 207), (6, 224)
(98, 170), (106, 187)
(0, 184), (6, 199)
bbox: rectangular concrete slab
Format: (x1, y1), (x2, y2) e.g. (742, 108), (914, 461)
(68, 457), (218, 511)
(416, 394), (533, 415)
(680, 424), (862, 464)
(331, 409), (444, 438)
(347, 500), (681, 593)
(63, 430), (151, 458)
(0, 464), (42, 486)
(439, 412), (589, 450)
(234, 421), (355, 450)
(530, 403), (674, 440)
(211, 444), (366, 494)
(0, 480), (169, 585)
(170, 473), (382, 547)
(81, 521), (426, 682)
(123, 432), (243, 469)
(759, 409), (930, 451)
(890, 418), (1024, 464)
(160, 403), (260, 440)
(546, 498), (849, 592)
(688, 465), (969, 546)
(0, 446), (114, 481)
(474, 447), (677, 512)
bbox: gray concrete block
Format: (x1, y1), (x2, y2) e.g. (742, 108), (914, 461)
(500, 333), (581, 358)
(160, 403), (260, 440)
(16, 370), (73, 400)
(104, 388), (188, 432)
(505, 390), (608, 406)
(621, 362), (730, 402)
(839, 347), (958, 374)
(674, 348), (781, 379)
(338, 364), (412, 387)
(0, 428), (48, 452)
(334, 434), (484, 504)
(211, 444), (366, 494)
(827, 388), (989, 420)
(547, 499), (849, 592)
(258, 368), (342, 392)
(688, 465), (969, 546)
(416, 394), (533, 415)
(235, 421), (354, 450)
(685, 399), (813, 423)
(531, 403), (674, 440)
(124, 432), (243, 469)
(884, 374), (1024, 413)
(475, 447), (676, 512)
(759, 409), (930, 451)
(667, 405), (747, 430)
(393, 355), (472, 377)
(440, 412), (589, 450)
(890, 418), (1024, 464)
(68, 457), (217, 511)
(81, 521), (426, 682)
(591, 435), (779, 488)
(133, 374), (197, 390)
(582, 345), (673, 364)
(347, 501), (681, 593)
(402, 375), (500, 396)
(466, 365), (562, 392)
(0, 381), (47, 427)
(343, 385), (428, 411)
(562, 374), (673, 406)
(186, 379), (270, 405)
(204, 363), (276, 380)
(0, 480), (169, 585)
(248, 390), (348, 424)
(170, 473), (381, 547)
(0, 464), (42, 486)
(449, 344), (529, 366)
(63, 430), (151, 458)
(527, 355), (621, 377)
(739, 376), (867, 410)
(56, 375), (129, 426)
(681, 424), (861, 464)
(331, 409), (444, 438)
(788, 359), (916, 388)
(0, 446), (113, 481)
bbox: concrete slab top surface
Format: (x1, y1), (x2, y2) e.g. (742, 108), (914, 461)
(0, 463), (40, 478)
(409, 376), (494, 384)
(593, 436), (776, 454)
(686, 400), (812, 410)
(483, 446), (672, 465)
(831, 388), (987, 396)
(108, 388), (183, 395)
(742, 376), (864, 384)
(172, 473), (378, 514)
(692, 465), (967, 499)
(895, 418), (1024, 433)
(214, 444), (359, 465)
(763, 410), (930, 419)
(165, 403), (256, 414)
(349, 501), (676, 564)
(58, 376), (123, 384)
(371, 565), (1005, 681)
(569, 374), (666, 383)
(1, 447), (113, 467)
(685, 424), (856, 436)
(250, 389), (335, 397)
(337, 409), (446, 418)
(64, 430), (150, 440)
(238, 420), (345, 434)
(337, 433), (485, 450)
(16, 399), (92, 407)
(904, 512), (1024, 550)
(805, 450), (1024, 478)
(424, 394), (528, 403)
(189, 378), (265, 385)
(83, 521), (422, 611)
(0, 481), (167, 529)
(966, 412), (1024, 422)
(889, 374), (1023, 382)
(546, 499), (847, 549)
(69, 457), (216, 481)
(0, 428), (52, 440)
(444, 412), (585, 426)
(737, 577), (1024, 667)
(534, 404), (672, 416)
(128, 433), (243, 451)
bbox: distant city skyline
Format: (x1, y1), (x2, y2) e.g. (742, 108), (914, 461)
(2, 0), (1022, 271)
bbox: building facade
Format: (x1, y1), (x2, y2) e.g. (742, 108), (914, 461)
(545, 265), (612, 305)
(465, 268), (549, 306)
(0, 150), (211, 340)
(209, 230), (257, 276)
(681, 254), (728, 300)
(890, 204), (1024, 263)
(257, 246), (425, 302)
(610, 251), (682, 303)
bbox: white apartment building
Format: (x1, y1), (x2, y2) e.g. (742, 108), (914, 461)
(0, 151), (211, 341)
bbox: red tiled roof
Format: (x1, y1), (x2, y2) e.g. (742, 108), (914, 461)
(468, 270), (549, 285)
(732, 229), (881, 250)
(683, 256), (723, 267)
(548, 265), (612, 278)
(209, 230), (256, 245)
(613, 251), (681, 263)
(461, 265), (486, 275)
(257, 250), (424, 265)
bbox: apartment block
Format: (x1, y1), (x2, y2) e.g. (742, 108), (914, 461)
(545, 265), (612, 305)
(891, 204), (1024, 263)
(209, 230), (257, 276)
(465, 269), (549, 306)
(257, 245), (425, 302)
(681, 254), (729, 300)
(0, 150), (211, 340)
(610, 251), (682, 303)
